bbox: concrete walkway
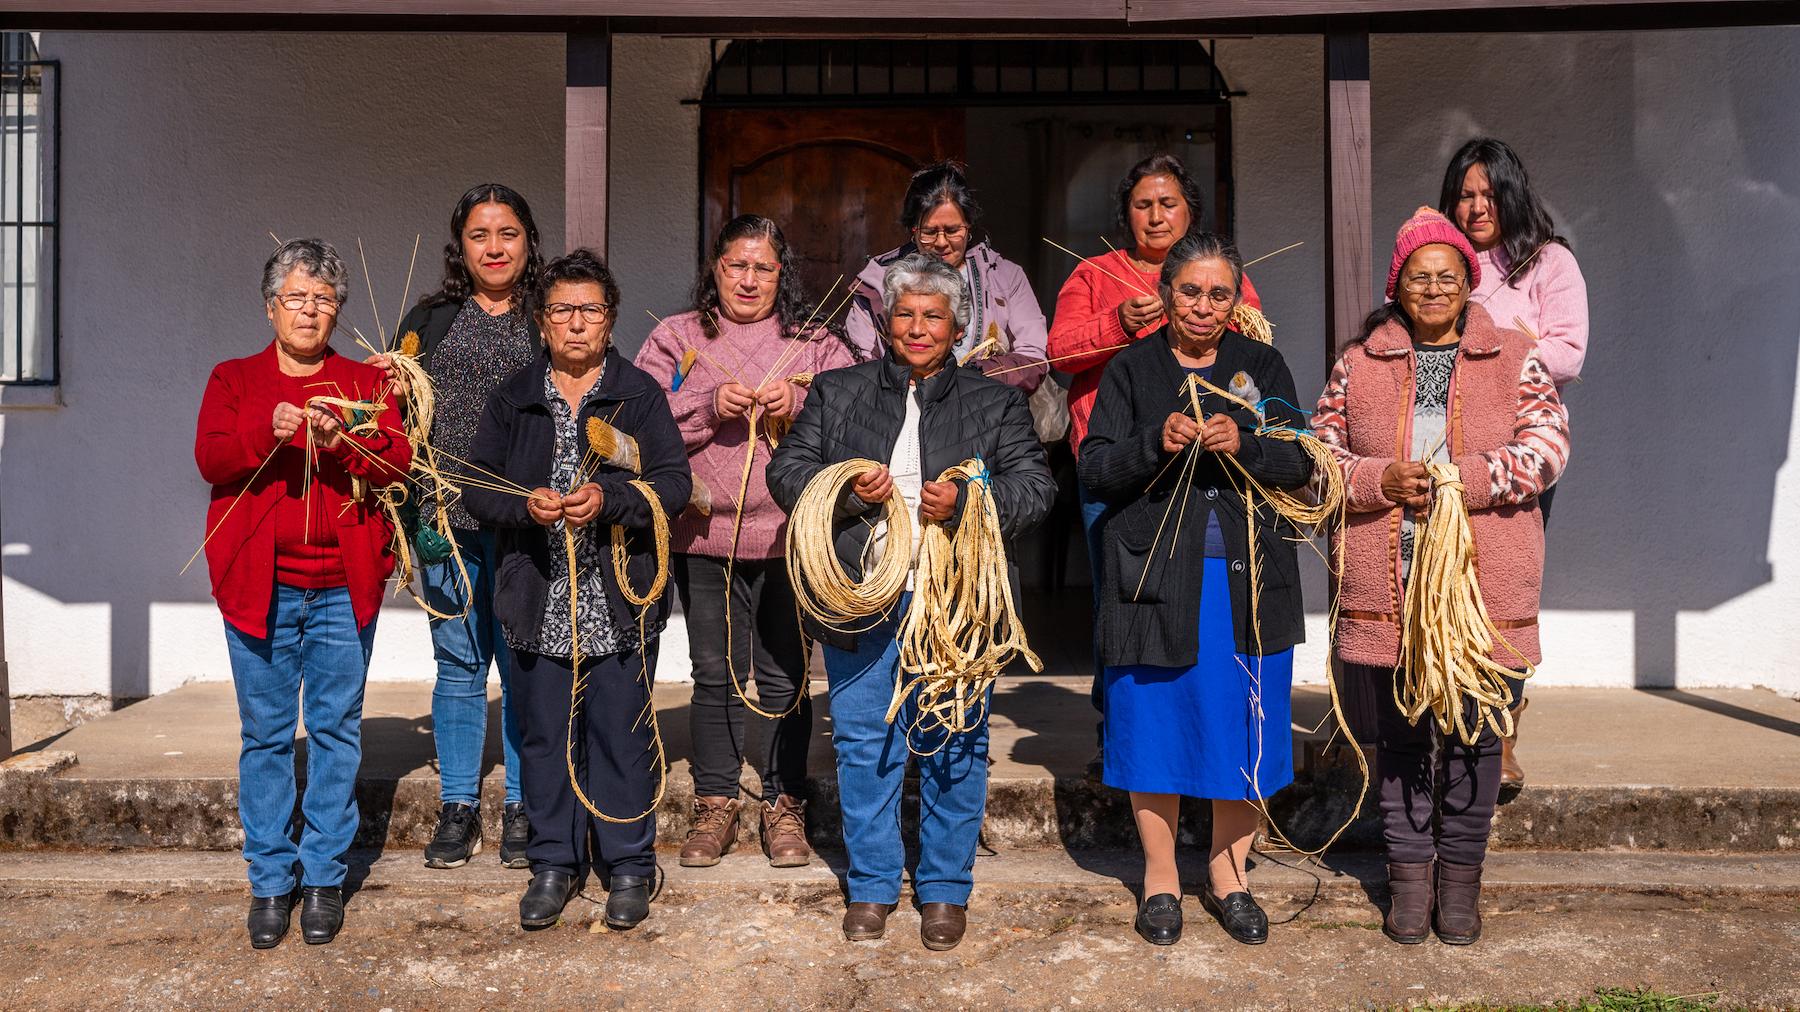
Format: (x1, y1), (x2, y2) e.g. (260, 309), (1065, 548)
(5, 679), (1799, 851)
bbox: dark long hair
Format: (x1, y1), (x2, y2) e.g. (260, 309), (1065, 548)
(1436, 138), (1568, 288)
(1115, 152), (1207, 233)
(423, 182), (545, 314)
(899, 161), (985, 240)
(690, 214), (848, 349)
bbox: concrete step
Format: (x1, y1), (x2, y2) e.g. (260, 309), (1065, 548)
(5, 679), (1799, 852)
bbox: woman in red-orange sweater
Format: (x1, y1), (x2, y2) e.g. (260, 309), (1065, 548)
(1046, 154), (1260, 757)
(194, 239), (411, 950)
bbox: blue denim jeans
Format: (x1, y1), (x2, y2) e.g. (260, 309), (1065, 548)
(422, 529), (521, 806)
(823, 597), (991, 906)
(223, 584), (376, 898)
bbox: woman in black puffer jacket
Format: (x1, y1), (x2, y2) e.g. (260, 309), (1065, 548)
(767, 254), (1055, 953)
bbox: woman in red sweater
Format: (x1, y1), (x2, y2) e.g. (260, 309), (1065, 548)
(194, 239), (411, 950)
(1046, 153), (1260, 759)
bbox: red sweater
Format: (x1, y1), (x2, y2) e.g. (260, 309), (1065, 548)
(1046, 250), (1259, 456)
(194, 343), (412, 637)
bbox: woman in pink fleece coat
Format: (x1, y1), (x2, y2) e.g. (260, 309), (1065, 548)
(1439, 136), (1589, 789)
(634, 215), (856, 870)
(1313, 208), (1568, 949)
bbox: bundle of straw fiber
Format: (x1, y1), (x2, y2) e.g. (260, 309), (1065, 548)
(1394, 460), (1533, 745)
(891, 458), (1041, 752)
(785, 459), (913, 631)
(1230, 303), (1274, 345)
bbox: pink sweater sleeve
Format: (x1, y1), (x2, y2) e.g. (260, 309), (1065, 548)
(1527, 244), (1589, 387)
(631, 313), (721, 453)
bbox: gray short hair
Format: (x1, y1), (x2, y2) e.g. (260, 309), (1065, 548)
(881, 253), (970, 333)
(261, 238), (350, 306)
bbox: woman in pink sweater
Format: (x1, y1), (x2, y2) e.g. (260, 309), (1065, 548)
(634, 215), (856, 869)
(1314, 208), (1569, 948)
(1439, 137), (1589, 788)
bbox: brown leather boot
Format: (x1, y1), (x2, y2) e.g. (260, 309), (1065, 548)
(920, 902), (967, 951)
(678, 796), (740, 867)
(760, 794), (813, 868)
(1383, 861), (1434, 944)
(1434, 860), (1484, 944)
(1500, 696), (1529, 793)
(842, 902), (897, 941)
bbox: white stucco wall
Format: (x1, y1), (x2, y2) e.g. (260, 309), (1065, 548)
(4, 27), (1797, 698)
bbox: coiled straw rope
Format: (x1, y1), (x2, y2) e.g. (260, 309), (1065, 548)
(785, 458), (914, 634)
(1394, 461), (1533, 746)
(890, 459), (1042, 755)
(565, 475), (674, 826)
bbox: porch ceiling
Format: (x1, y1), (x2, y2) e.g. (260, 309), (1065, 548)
(3, 0), (1795, 33)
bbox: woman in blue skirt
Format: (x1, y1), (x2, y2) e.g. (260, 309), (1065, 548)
(1077, 232), (1314, 947)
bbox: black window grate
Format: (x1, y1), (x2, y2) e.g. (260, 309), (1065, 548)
(1, 32), (58, 386)
(702, 39), (1234, 107)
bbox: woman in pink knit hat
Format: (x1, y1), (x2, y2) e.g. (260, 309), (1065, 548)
(1312, 207), (1569, 947)
(634, 214), (857, 870)
(1438, 137), (1589, 791)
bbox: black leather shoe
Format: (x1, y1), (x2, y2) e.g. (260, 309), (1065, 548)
(1201, 889), (1268, 945)
(519, 869), (579, 930)
(604, 874), (651, 930)
(499, 803), (531, 870)
(247, 892), (294, 949)
(299, 886), (344, 945)
(1134, 892), (1183, 946)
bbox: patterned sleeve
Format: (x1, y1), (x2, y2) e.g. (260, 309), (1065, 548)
(1313, 353), (1399, 513)
(1454, 351), (1570, 511)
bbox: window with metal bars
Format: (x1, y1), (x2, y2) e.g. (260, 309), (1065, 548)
(1, 32), (58, 386)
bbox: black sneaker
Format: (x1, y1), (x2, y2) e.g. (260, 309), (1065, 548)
(499, 802), (531, 869)
(423, 802), (482, 869)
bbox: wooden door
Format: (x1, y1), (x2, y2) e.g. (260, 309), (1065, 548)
(702, 107), (965, 309)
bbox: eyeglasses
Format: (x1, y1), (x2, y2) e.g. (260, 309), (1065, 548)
(913, 224), (968, 243)
(1169, 285), (1236, 311)
(543, 302), (613, 324)
(1401, 273), (1467, 294)
(274, 292), (341, 314)
(720, 260), (780, 282)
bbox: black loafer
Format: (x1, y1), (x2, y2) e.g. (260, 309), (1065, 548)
(299, 886), (344, 945)
(1201, 889), (1268, 945)
(520, 869), (579, 930)
(247, 892), (294, 949)
(605, 874), (651, 930)
(1134, 892), (1183, 945)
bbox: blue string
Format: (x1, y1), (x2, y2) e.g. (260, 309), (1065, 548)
(1256, 396), (1315, 421)
(970, 455), (993, 489)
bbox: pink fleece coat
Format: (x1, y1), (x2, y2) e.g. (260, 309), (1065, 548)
(1312, 303), (1570, 668)
(1471, 242), (1588, 388)
(634, 311), (856, 559)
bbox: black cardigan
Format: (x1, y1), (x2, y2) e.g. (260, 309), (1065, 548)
(766, 355), (1057, 650)
(1077, 329), (1313, 667)
(396, 297), (542, 374)
(461, 349), (692, 646)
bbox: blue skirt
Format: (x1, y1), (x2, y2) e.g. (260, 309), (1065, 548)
(1102, 556), (1295, 800)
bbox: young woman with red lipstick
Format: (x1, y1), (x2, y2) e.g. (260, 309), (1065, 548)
(370, 183), (546, 872)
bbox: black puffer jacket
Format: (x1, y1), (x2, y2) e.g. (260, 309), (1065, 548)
(766, 355), (1056, 649)
(1078, 328), (1313, 668)
(462, 348), (692, 644)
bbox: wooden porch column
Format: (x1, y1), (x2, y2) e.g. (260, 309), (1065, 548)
(566, 27), (612, 255)
(1323, 21), (1372, 370)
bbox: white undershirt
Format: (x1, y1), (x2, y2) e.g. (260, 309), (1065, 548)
(868, 381), (925, 590)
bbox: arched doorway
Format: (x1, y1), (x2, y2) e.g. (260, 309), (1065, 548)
(701, 39), (1238, 313)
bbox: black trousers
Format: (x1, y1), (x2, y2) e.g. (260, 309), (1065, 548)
(511, 646), (658, 880)
(1351, 663), (1506, 867)
(674, 553), (811, 802)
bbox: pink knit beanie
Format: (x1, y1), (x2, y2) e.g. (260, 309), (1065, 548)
(1385, 205), (1480, 299)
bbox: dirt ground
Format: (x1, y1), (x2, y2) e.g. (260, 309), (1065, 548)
(2, 879), (1795, 1010)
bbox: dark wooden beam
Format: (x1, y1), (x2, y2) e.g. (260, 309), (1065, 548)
(1323, 19), (1371, 369)
(0, 496), (11, 760)
(566, 27), (611, 255)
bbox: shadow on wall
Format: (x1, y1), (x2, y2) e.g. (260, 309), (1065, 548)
(1375, 28), (1800, 688)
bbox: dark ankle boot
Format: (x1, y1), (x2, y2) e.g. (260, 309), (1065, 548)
(247, 892), (294, 949)
(605, 874), (651, 930)
(298, 886), (344, 945)
(519, 869), (579, 930)
(1383, 861), (1434, 944)
(1434, 860), (1484, 944)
